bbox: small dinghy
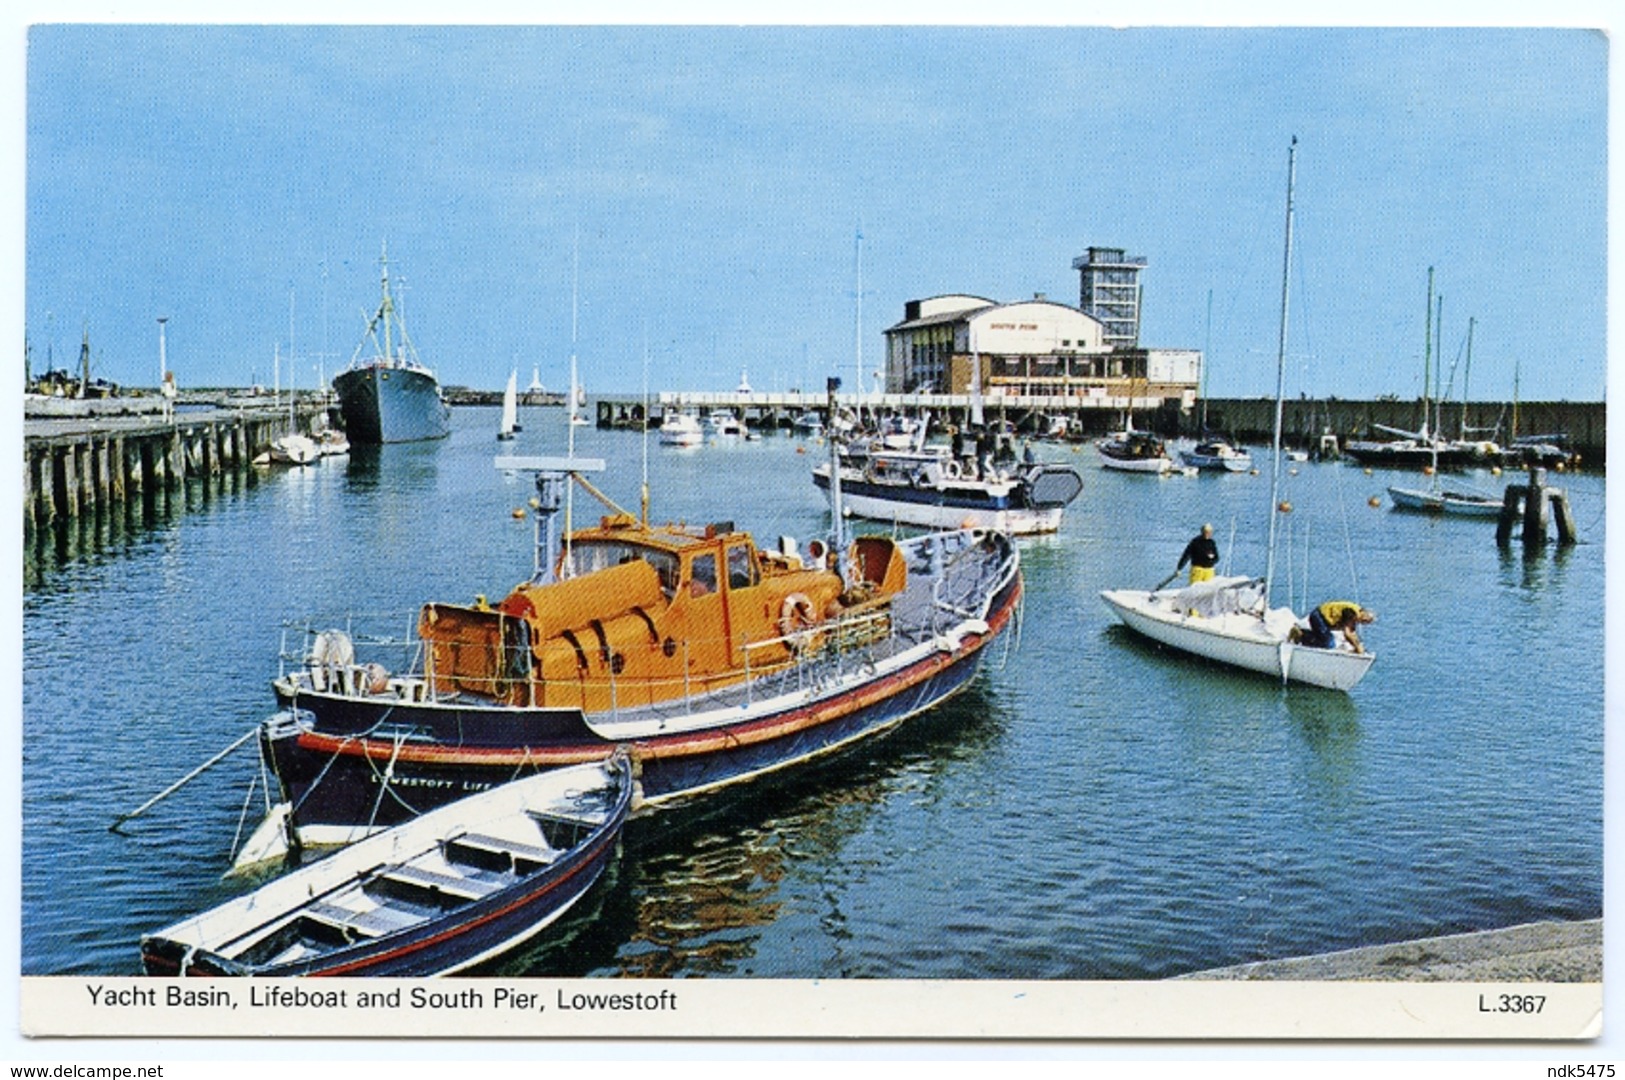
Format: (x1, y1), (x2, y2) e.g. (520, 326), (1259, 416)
(141, 751), (632, 978)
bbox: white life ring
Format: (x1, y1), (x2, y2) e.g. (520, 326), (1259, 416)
(943, 459), (962, 480)
(777, 592), (820, 651)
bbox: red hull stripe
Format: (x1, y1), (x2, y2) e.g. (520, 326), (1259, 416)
(313, 821), (618, 976)
(296, 579), (1020, 768)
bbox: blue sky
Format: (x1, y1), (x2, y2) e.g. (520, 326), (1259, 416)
(21, 24), (1610, 401)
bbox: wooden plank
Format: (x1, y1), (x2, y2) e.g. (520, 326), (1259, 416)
(383, 862), (498, 901)
(304, 901), (415, 938)
(453, 832), (557, 866)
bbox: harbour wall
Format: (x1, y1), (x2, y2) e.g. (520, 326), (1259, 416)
(22, 400), (327, 532)
(589, 392), (1606, 466)
(1192, 398), (1604, 464)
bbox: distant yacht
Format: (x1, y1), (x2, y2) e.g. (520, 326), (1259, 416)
(659, 410), (704, 447)
(332, 246), (450, 444)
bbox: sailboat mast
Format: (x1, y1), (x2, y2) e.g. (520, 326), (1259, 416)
(564, 227), (580, 571)
(1263, 137), (1297, 610)
(1461, 316), (1475, 439)
(1422, 266), (1433, 440)
(288, 289), (296, 428)
(380, 244), (395, 366)
(1433, 289), (1444, 442)
(1512, 360), (1521, 439)
(1200, 287), (1213, 431)
(640, 323), (650, 527)
(853, 225), (864, 399)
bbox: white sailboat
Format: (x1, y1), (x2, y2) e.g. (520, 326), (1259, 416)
(497, 369), (519, 441)
(264, 342), (319, 466)
(1100, 138), (1375, 692)
(570, 374), (589, 426)
(566, 235), (591, 428)
(1388, 309), (1502, 516)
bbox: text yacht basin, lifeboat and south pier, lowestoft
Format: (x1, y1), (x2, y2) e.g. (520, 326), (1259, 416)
(242, 445), (1022, 864)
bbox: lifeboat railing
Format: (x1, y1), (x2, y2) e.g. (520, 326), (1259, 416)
(274, 529), (1016, 711)
(277, 615), (424, 677)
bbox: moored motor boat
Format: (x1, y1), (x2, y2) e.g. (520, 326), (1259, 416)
(142, 752), (632, 978)
(706, 410), (745, 437)
(247, 454), (1022, 858)
(657, 410), (703, 446)
(1180, 439), (1253, 473)
(315, 428), (351, 457)
(811, 446), (1082, 535)
(1097, 430), (1173, 473)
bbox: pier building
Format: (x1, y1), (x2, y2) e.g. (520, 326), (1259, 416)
(879, 246), (1198, 412)
(880, 292), (1200, 408)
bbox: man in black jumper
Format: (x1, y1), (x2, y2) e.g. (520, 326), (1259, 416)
(1177, 523), (1220, 584)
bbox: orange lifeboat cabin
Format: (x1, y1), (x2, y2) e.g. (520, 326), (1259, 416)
(417, 514), (909, 715)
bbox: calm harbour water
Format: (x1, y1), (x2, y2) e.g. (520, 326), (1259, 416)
(21, 406), (1605, 978)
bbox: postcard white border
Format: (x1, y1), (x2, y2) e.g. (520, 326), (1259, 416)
(18, 976), (1603, 1040)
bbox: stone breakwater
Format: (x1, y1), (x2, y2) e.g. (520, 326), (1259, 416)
(1176, 919), (1601, 982)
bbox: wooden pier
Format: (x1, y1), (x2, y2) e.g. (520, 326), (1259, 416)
(23, 400), (326, 533)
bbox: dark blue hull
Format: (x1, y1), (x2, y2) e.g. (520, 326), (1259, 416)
(335, 363), (451, 444)
(264, 571), (1020, 832)
(142, 763), (632, 977)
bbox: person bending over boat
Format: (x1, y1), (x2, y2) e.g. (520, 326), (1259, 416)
(1297, 601), (1374, 653)
(1177, 524), (1220, 584)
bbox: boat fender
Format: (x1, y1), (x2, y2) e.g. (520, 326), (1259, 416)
(778, 593), (819, 648)
(308, 629), (355, 670)
(360, 663), (390, 695)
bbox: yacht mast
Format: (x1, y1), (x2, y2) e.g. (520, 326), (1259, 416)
(1263, 137), (1297, 610)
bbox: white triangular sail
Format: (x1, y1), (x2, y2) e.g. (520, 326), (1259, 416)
(499, 369), (518, 438)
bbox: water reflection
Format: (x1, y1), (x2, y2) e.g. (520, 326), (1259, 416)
(1283, 690), (1362, 796)
(1497, 542), (1578, 592)
(19, 467), (279, 587)
(489, 684), (1008, 978)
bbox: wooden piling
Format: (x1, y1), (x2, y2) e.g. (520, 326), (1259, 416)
(1498, 465), (1578, 548)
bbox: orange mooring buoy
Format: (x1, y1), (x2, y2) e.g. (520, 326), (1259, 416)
(1278, 500), (1293, 513)
(1368, 495), (1382, 508)
(512, 508), (527, 519)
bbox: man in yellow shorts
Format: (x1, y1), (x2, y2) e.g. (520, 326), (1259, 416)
(1177, 523), (1220, 583)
